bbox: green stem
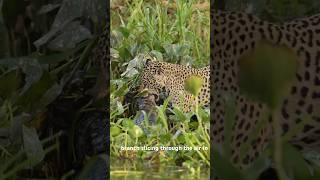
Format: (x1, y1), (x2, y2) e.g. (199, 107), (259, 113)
(273, 110), (286, 180)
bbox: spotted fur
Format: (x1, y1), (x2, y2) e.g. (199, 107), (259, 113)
(138, 58), (210, 113)
(211, 10), (320, 167)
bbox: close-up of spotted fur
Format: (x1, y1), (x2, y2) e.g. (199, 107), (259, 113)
(211, 10), (320, 167)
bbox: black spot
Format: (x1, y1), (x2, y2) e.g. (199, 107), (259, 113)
(308, 29), (313, 47)
(233, 40), (238, 46)
(251, 41), (255, 48)
(239, 19), (245, 25)
(285, 33), (291, 41)
(291, 86), (297, 94)
(250, 105), (254, 115)
(304, 71), (310, 81)
(315, 77), (320, 85)
(245, 123), (251, 130)
(213, 29), (219, 35)
(228, 31), (233, 39)
(296, 73), (302, 82)
(298, 100), (305, 106)
(228, 14), (235, 20)
(302, 137), (316, 144)
(282, 123), (289, 134)
(268, 25), (274, 40)
(236, 141), (241, 147)
(241, 104), (247, 114)
(226, 44), (231, 51)
(277, 30), (283, 44)
(312, 92), (320, 99)
(213, 130), (217, 136)
(215, 40), (220, 46)
(249, 32), (254, 38)
(243, 136), (248, 142)
(222, 38), (226, 45)
(228, 22), (235, 28)
(235, 26), (240, 33)
(314, 116), (320, 122)
(238, 118), (245, 129)
(240, 34), (246, 42)
(281, 107), (289, 119)
(301, 20), (309, 27)
(295, 109), (302, 115)
(297, 46), (305, 56)
(240, 48), (244, 54)
(259, 28), (266, 38)
(305, 52), (311, 67)
(303, 124), (314, 133)
(236, 134), (243, 140)
(307, 104), (313, 114)
(300, 86), (309, 98)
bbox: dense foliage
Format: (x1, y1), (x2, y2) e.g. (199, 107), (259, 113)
(0, 0), (107, 179)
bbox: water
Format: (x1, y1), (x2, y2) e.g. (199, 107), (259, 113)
(110, 158), (210, 180)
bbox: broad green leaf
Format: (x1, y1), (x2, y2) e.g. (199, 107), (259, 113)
(22, 125), (45, 167)
(244, 153), (271, 180)
(238, 40), (298, 109)
(19, 58), (43, 94)
(184, 75), (203, 96)
(122, 119), (135, 129)
(16, 71), (55, 111)
(212, 148), (246, 180)
(38, 83), (62, 107)
(37, 4), (61, 14)
(48, 21), (92, 51)
(0, 70), (22, 98)
(110, 126), (121, 137)
(281, 142), (313, 180)
(118, 26), (130, 38)
(128, 125), (143, 138)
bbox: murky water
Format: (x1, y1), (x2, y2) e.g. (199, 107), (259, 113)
(110, 159), (210, 180)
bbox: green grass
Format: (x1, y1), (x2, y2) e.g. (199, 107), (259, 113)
(110, 0), (210, 177)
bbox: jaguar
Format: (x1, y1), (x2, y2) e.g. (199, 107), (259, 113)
(131, 56), (210, 127)
(130, 10), (320, 169)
